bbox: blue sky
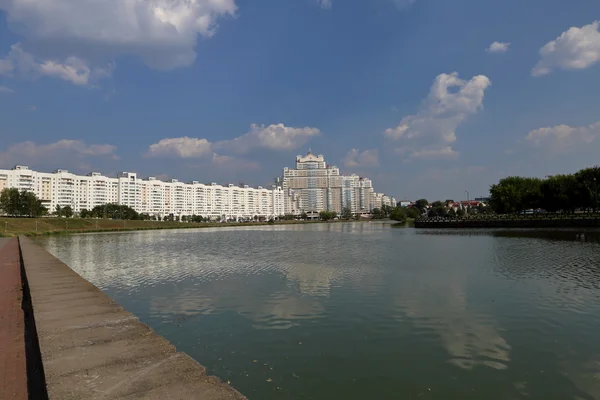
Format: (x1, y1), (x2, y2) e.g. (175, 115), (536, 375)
(1, 0), (599, 200)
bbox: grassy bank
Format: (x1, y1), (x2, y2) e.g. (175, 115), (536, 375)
(0, 217), (328, 237)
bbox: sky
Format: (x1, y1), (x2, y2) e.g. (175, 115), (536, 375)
(0, 0), (599, 201)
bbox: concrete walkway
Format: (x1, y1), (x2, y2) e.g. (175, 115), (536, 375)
(0, 238), (27, 400)
(19, 236), (246, 399)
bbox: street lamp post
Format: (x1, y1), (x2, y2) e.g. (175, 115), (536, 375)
(4, 222), (7, 233)
(594, 178), (598, 213)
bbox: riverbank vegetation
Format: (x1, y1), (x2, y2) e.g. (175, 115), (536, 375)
(489, 166), (600, 214)
(0, 217), (340, 237)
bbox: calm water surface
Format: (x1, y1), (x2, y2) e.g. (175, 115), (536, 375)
(35, 223), (600, 399)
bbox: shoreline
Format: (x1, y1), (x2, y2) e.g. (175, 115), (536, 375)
(12, 236), (247, 399)
(414, 215), (600, 229)
(0, 217), (363, 237)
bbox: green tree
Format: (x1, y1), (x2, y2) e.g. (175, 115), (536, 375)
(574, 166), (600, 211)
(1, 188), (21, 216)
(414, 199), (429, 212)
(371, 208), (383, 219)
(489, 176), (543, 214)
(300, 212), (308, 220)
(405, 207), (421, 219)
(21, 191), (47, 217)
(62, 205), (74, 218)
(341, 207), (352, 220)
(381, 205), (393, 218)
(90, 204), (139, 220)
(540, 174), (579, 213)
(0, 189), (47, 217)
(319, 210), (337, 221)
(390, 206), (407, 223)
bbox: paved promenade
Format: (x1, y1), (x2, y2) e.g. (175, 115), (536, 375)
(0, 238), (27, 400)
(18, 236), (246, 399)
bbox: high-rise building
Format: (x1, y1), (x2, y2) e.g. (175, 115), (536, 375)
(0, 166), (285, 220)
(282, 151), (393, 215)
(1, 154), (394, 219)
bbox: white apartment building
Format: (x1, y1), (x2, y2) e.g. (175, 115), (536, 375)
(282, 151), (394, 215)
(370, 192), (397, 210)
(0, 166), (285, 220)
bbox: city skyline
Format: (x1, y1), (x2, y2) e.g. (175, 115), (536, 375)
(1, 1), (599, 200)
(0, 151), (395, 218)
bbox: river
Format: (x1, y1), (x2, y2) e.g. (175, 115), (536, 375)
(34, 223), (600, 399)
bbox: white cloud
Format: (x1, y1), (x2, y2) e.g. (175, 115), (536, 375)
(0, 85), (14, 94)
(27, 105), (37, 112)
(146, 123), (320, 159)
(342, 149), (379, 168)
(532, 21), (600, 77)
(486, 41), (510, 53)
(318, 0), (332, 9)
(384, 72), (491, 160)
(210, 153), (261, 172)
(216, 123), (321, 154)
(145, 137), (213, 159)
(0, 43), (113, 86)
(318, 0), (415, 11)
(409, 146), (459, 160)
(0, 0), (237, 72)
(525, 121), (600, 152)
(392, 0), (416, 10)
(0, 139), (119, 168)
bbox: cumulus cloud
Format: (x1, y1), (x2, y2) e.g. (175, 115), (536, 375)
(0, 0), (237, 82)
(392, 0), (417, 10)
(486, 41), (510, 53)
(408, 146), (458, 160)
(342, 149), (379, 168)
(384, 72), (491, 160)
(145, 137), (213, 159)
(210, 153), (261, 173)
(146, 123), (320, 159)
(0, 43), (113, 86)
(532, 21), (600, 76)
(0, 139), (119, 169)
(318, 0), (332, 9)
(318, 0), (414, 11)
(216, 123), (321, 154)
(0, 85), (14, 94)
(525, 120), (600, 152)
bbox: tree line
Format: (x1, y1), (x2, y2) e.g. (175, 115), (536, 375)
(488, 166), (600, 214)
(0, 188), (48, 217)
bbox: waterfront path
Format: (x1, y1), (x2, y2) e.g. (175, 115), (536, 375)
(0, 238), (27, 400)
(18, 236), (246, 399)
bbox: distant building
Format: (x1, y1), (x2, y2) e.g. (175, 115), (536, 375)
(0, 166), (285, 220)
(281, 150), (393, 215)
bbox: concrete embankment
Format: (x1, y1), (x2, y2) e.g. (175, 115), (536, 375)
(414, 216), (600, 228)
(0, 238), (28, 400)
(14, 236), (247, 399)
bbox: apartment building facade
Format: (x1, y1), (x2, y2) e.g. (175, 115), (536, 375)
(0, 166), (285, 220)
(281, 151), (395, 215)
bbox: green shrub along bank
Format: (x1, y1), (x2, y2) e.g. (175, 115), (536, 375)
(488, 166), (600, 214)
